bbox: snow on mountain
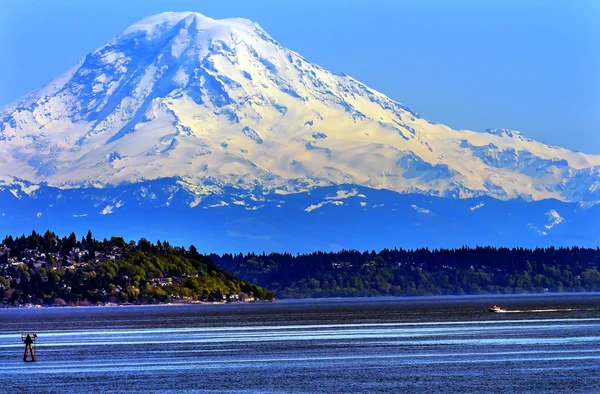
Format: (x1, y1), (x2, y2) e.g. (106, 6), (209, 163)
(470, 203), (484, 211)
(411, 205), (432, 214)
(544, 209), (565, 230)
(1, 11), (599, 203)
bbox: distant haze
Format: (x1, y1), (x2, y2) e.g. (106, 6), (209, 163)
(0, 0), (598, 153)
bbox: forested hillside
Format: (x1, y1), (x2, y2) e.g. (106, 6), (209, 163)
(0, 231), (274, 306)
(210, 247), (600, 298)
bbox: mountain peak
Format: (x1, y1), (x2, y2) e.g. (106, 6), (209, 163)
(119, 12), (261, 42)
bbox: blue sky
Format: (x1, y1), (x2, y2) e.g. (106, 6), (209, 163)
(1, 0), (598, 153)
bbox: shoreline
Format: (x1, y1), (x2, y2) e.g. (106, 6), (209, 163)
(2, 291), (599, 309)
(0, 300), (275, 309)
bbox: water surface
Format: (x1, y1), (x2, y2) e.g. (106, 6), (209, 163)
(0, 294), (599, 393)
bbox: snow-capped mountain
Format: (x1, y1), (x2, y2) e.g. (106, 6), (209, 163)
(1, 11), (599, 203)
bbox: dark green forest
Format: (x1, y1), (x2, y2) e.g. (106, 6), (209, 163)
(0, 231), (274, 306)
(210, 247), (600, 298)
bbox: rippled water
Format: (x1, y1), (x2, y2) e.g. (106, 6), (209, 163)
(0, 294), (599, 393)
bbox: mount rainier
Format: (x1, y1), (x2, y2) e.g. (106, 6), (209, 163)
(0, 12), (598, 252)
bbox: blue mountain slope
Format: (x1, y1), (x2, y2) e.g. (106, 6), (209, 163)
(1, 180), (597, 253)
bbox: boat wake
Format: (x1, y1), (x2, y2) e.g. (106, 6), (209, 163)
(498, 308), (594, 313)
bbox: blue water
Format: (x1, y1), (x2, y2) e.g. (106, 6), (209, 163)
(0, 294), (598, 393)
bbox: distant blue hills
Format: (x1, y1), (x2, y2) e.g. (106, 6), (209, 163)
(1, 179), (597, 253)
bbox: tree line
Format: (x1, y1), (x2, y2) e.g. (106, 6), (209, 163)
(3, 230), (599, 304)
(210, 246), (600, 298)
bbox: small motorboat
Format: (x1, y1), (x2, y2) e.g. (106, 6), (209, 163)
(488, 305), (504, 312)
